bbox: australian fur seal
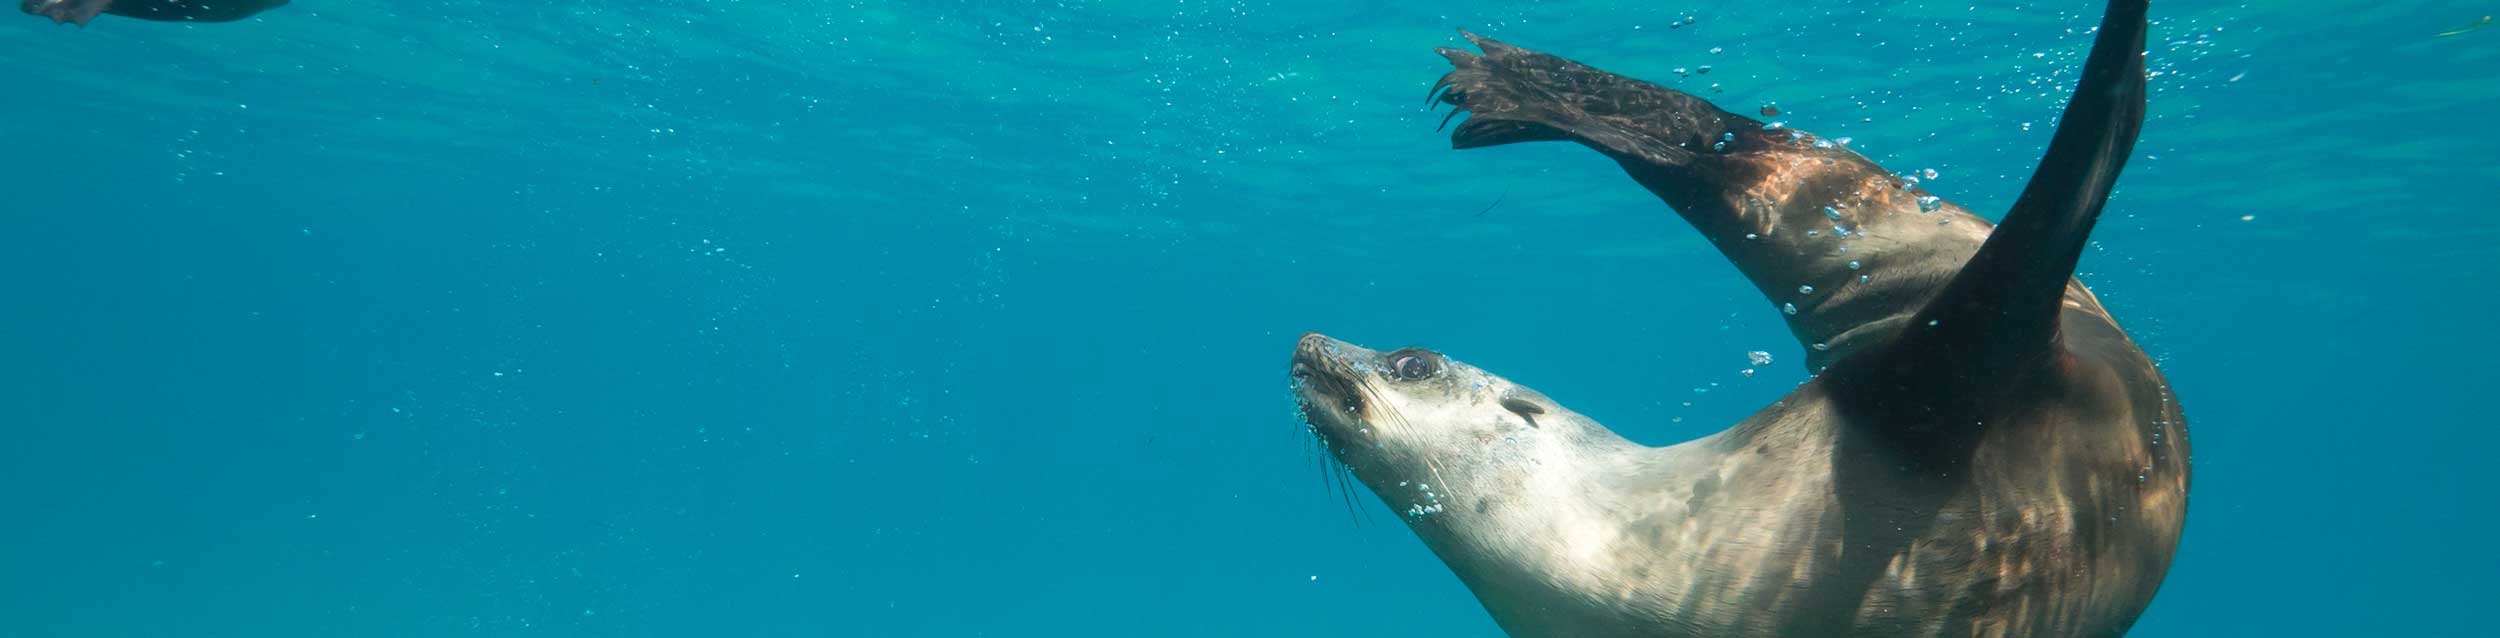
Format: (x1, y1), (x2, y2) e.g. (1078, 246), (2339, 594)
(1287, 1), (2188, 636)
(21, 0), (287, 26)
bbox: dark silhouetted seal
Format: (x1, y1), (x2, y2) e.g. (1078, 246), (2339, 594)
(1288, 1), (2188, 636)
(22, 0), (286, 26)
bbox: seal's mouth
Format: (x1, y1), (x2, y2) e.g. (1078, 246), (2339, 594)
(1291, 332), (1379, 516)
(1289, 332), (1366, 430)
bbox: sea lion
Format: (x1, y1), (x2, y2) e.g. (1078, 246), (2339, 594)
(1287, 1), (2189, 636)
(21, 0), (287, 26)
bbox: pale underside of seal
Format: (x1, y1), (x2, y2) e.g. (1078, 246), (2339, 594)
(1287, 1), (2189, 637)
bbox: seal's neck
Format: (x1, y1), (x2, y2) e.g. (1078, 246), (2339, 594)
(1395, 430), (1688, 630)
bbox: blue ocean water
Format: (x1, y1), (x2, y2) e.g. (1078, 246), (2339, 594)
(3, 1), (2493, 636)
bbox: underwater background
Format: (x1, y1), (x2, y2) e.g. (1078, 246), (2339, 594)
(3, 0), (2494, 636)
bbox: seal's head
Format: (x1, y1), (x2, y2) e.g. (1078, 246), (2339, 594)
(1289, 332), (1635, 526)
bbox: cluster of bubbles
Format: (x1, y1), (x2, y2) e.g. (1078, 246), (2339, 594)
(1740, 350), (1774, 378)
(1398, 480), (1445, 519)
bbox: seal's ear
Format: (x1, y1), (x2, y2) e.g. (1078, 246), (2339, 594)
(1500, 396), (1545, 427)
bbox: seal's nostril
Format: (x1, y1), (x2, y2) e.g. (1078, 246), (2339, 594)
(1298, 332), (1329, 352)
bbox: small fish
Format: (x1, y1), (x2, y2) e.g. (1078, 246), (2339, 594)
(2438, 15), (2492, 37)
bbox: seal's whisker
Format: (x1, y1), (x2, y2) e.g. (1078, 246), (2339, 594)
(1319, 436), (1343, 510)
(1309, 427), (1338, 506)
(1340, 461), (1371, 527)
(1337, 463), (1364, 526)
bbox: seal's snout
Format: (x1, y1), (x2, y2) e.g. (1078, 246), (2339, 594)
(1290, 332), (1343, 374)
(1295, 331), (1333, 354)
(1290, 332), (1365, 423)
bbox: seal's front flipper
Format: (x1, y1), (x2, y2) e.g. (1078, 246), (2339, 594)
(1884, 0), (2149, 392)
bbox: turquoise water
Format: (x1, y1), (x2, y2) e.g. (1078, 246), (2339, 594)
(3, 1), (2493, 636)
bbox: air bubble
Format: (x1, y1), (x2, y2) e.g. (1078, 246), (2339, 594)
(1798, 285), (1815, 294)
(1812, 343), (1830, 351)
(1847, 260), (1862, 270)
(1917, 195), (1942, 212)
(1748, 351), (1774, 366)
(1823, 206), (1842, 220)
(1782, 303), (1798, 315)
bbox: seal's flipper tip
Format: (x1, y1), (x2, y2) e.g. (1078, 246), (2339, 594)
(1455, 29), (1537, 60)
(1427, 55), (1547, 146)
(1899, 0), (2150, 376)
(1450, 117), (1571, 149)
(1427, 47), (1486, 106)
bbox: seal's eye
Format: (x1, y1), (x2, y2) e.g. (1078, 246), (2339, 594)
(1388, 351), (1440, 381)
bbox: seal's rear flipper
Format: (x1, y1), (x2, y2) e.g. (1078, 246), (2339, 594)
(1429, 31), (1759, 165)
(22, 0), (114, 25)
(1430, 30), (2009, 368)
(1889, 0), (2148, 384)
